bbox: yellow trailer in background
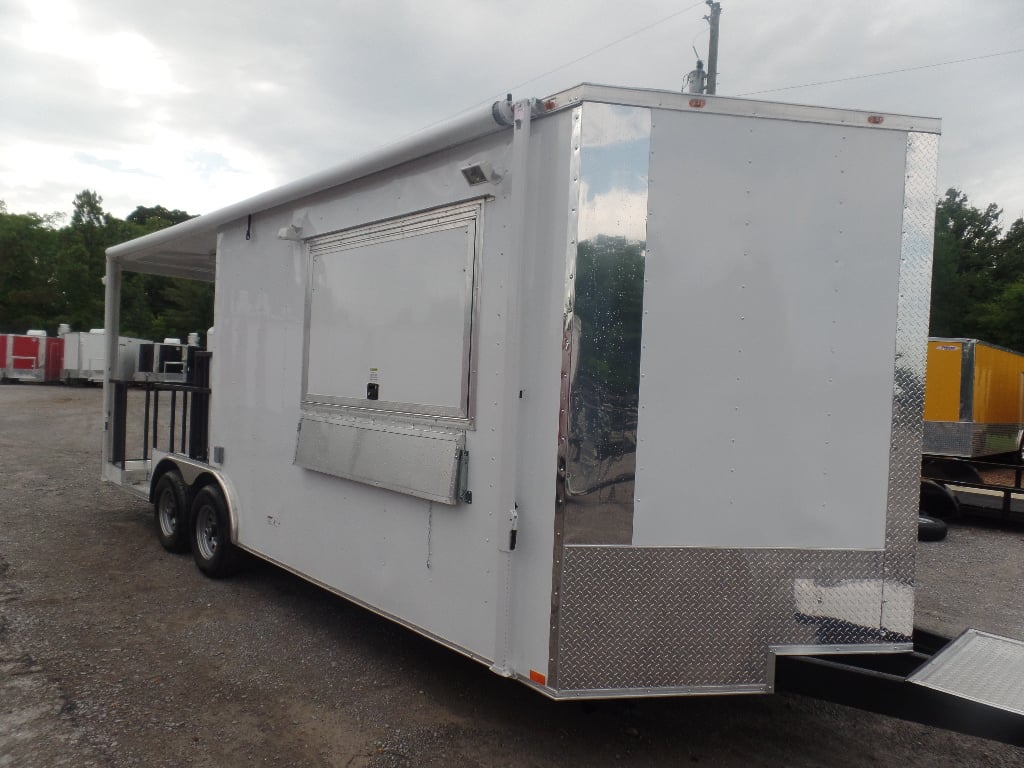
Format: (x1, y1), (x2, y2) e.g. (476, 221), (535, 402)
(923, 338), (1024, 457)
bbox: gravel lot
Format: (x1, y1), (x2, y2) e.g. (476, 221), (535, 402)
(1, 385), (1022, 767)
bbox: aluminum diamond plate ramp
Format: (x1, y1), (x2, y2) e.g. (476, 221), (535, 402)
(909, 629), (1024, 715)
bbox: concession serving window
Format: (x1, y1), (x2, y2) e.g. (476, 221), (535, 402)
(294, 200), (483, 503)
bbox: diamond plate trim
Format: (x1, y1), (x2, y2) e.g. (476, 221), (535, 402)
(550, 105), (584, 689)
(909, 630), (1024, 714)
(881, 132), (939, 637)
(557, 547), (886, 690)
(922, 421), (1023, 458)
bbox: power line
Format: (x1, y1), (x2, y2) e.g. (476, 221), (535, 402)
(738, 47), (1024, 97)
(505, 1), (707, 94)
(397, 2), (707, 139)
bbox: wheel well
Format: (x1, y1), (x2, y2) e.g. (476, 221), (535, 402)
(149, 460), (182, 503)
(190, 472), (221, 495)
(149, 463), (222, 503)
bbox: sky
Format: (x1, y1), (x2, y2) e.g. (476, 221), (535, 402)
(1, 0), (1022, 227)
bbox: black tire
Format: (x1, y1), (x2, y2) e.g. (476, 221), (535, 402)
(153, 471), (191, 553)
(919, 479), (960, 520)
(918, 514), (948, 542)
(190, 484), (238, 578)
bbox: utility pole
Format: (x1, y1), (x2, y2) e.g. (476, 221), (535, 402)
(705, 1), (721, 95)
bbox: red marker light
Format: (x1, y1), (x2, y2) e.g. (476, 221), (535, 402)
(867, 115), (884, 124)
(689, 98), (706, 109)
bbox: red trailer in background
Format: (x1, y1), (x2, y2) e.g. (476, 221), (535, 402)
(1, 331), (64, 382)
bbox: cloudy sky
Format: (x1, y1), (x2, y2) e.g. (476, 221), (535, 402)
(2, 0), (1022, 226)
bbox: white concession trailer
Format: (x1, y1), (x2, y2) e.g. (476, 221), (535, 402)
(101, 85), (1024, 740)
(61, 328), (149, 384)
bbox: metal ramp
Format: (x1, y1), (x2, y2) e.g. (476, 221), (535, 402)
(775, 627), (1024, 746)
(909, 629), (1024, 716)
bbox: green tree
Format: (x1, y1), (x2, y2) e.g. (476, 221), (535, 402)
(975, 216), (1024, 350)
(54, 190), (117, 330)
(0, 192), (211, 342)
(0, 205), (63, 332)
(928, 189), (1004, 340)
(125, 204), (193, 231)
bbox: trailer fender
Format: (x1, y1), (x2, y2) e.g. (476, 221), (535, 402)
(149, 457), (241, 546)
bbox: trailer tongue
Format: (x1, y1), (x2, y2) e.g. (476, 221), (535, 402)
(100, 83), (1024, 746)
(778, 628), (1024, 746)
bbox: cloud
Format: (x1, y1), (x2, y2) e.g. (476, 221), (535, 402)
(0, 0), (1021, 227)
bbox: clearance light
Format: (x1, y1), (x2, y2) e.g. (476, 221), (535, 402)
(867, 115), (885, 124)
(689, 98), (706, 108)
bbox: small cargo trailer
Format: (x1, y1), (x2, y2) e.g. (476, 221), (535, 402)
(101, 84), (1024, 744)
(920, 338), (1024, 521)
(923, 337), (1024, 458)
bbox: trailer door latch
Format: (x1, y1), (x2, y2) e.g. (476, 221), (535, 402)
(509, 503), (519, 551)
(457, 449), (472, 504)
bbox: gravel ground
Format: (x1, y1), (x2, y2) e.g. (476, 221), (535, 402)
(1, 385), (1022, 767)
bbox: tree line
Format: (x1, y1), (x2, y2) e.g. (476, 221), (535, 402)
(1, 186), (1023, 350)
(930, 189), (1024, 350)
(0, 190), (212, 342)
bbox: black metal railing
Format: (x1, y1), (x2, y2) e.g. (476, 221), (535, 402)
(110, 350), (212, 468)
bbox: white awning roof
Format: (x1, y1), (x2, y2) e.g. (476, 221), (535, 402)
(106, 98), (516, 281)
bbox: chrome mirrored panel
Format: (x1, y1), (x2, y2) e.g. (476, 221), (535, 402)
(561, 104), (651, 545)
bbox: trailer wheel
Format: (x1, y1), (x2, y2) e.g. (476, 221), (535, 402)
(919, 479), (960, 521)
(153, 471), (191, 553)
(190, 485), (238, 578)
(917, 514), (948, 542)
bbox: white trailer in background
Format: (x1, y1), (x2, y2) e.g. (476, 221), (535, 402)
(101, 84), (1024, 743)
(61, 328), (149, 384)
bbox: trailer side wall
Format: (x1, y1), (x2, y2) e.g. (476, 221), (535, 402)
(209, 121), (565, 668)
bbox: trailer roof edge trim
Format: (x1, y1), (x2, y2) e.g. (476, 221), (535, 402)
(542, 83), (941, 135)
(106, 84), (940, 281)
(105, 98), (517, 279)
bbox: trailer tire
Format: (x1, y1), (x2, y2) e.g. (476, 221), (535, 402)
(917, 514), (948, 542)
(919, 479), (960, 520)
(190, 485), (238, 578)
(153, 471), (191, 553)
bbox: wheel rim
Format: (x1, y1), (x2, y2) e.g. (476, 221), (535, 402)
(157, 487), (178, 537)
(196, 503), (219, 561)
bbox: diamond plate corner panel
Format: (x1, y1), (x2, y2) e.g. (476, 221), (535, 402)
(881, 131), (940, 636)
(557, 547), (885, 690)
